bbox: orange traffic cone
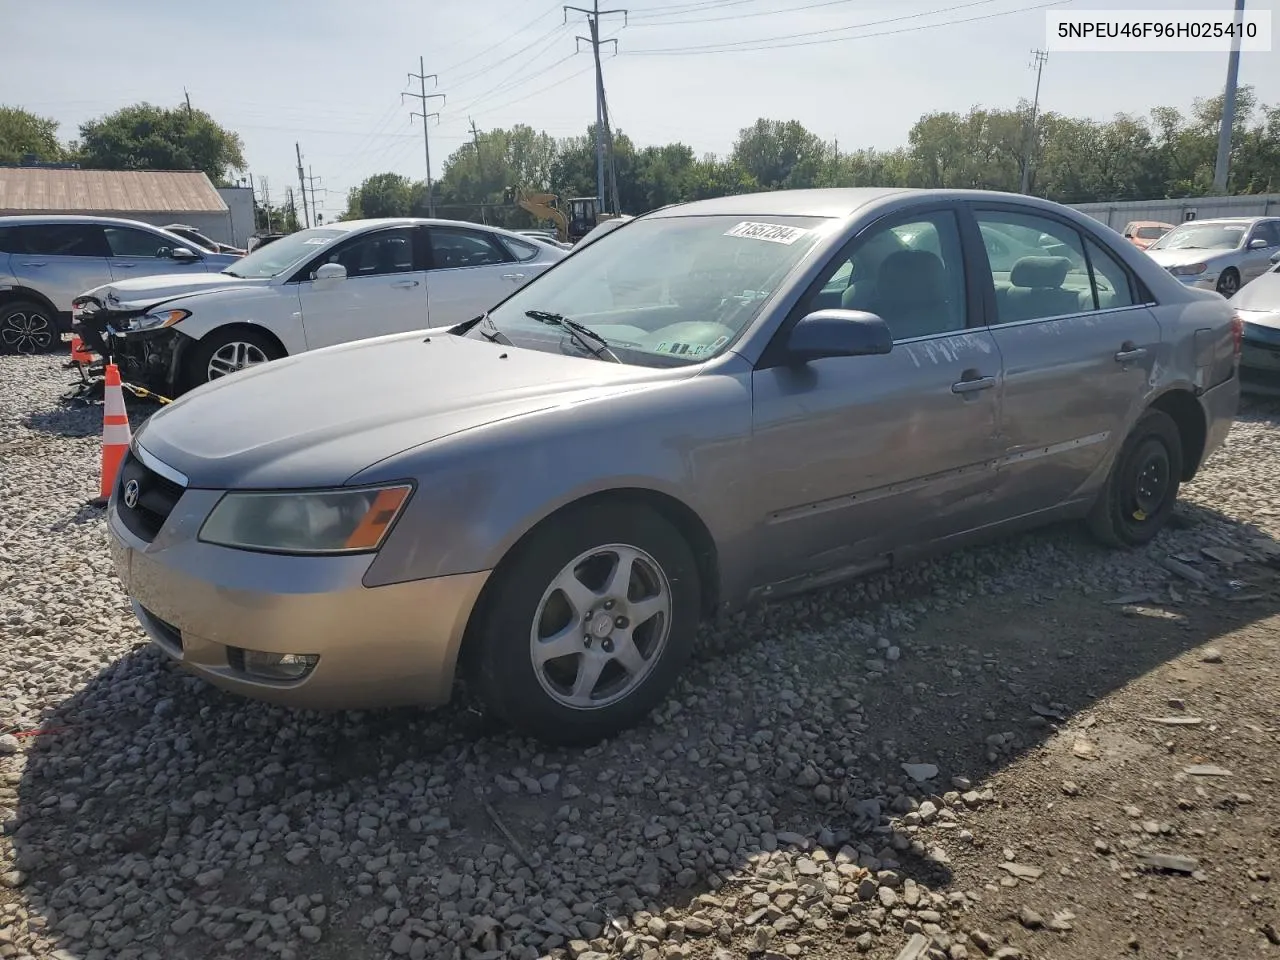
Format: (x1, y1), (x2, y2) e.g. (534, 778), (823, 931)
(70, 334), (94, 365)
(92, 363), (132, 507)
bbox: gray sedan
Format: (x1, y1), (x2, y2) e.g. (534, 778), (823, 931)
(107, 188), (1240, 745)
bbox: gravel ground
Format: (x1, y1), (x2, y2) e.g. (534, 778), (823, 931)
(3, 352), (1280, 960)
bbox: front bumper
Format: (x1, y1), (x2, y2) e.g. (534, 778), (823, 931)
(71, 300), (190, 395)
(1170, 272), (1219, 291)
(108, 478), (490, 709)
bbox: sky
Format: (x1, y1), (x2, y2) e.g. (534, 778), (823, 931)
(4, 0), (1279, 223)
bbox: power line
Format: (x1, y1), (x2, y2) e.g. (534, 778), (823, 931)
(434, 0), (565, 76)
(623, 0), (1069, 55)
(447, 22), (574, 90)
(629, 0), (887, 25)
(404, 56), (447, 217)
(305, 166), (326, 225)
(468, 63), (599, 120)
(627, 0), (762, 18)
(451, 51), (580, 116)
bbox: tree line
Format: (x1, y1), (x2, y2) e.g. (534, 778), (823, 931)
(345, 86), (1280, 229)
(4, 88), (1278, 239)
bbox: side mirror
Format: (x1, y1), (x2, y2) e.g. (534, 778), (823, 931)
(786, 309), (892, 363)
(170, 246), (200, 261)
(313, 262), (347, 281)
(1249, 238), (1269, 250)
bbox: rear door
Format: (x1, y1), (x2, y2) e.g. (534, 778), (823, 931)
(423, 225), (525, 326)
(103, 224), (211, 281)
(968, 203), (1161, 517)
(750, 205), (1004, 587)
(6, 222), (112, 312)
(295, 226), (428, 349)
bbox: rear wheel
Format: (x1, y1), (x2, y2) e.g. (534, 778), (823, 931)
(184, 327), (282, 392)
(1087, 409), (1183, 547)
(0, 300), (59, 355)
(470, 502), (700, 746)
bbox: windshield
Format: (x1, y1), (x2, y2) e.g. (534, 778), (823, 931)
(1135, 225), (1168, 240)
(223, 227), (345, 278)
(477, 215), (826, 366)
(1148, 223), (1246, 252)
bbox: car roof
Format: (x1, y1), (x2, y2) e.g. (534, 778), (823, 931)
(324, 217), (534, 236)
(0, 213), (187, 231)
(1174, 216), (1277, 225)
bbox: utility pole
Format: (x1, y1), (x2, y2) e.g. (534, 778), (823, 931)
(286, 187), (297, 233)
(184, 88), (193, 117)
(260, 175), (273, 233)
(470, 117), (483, 168)
(1213, 0), (1247, 194)
(295, 143), (310, 229)
(305, 166), (325, 228)
(566, 0), (627, 214)
(601, 87), (621, 215)
(1020, 49), (1049, 195)
(404, 56), (446, 217)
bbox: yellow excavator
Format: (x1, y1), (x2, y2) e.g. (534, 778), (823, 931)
(510, 187), (620, 244)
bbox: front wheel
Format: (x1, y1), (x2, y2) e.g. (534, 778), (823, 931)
(1216, 268), (1240, 298)
(470, 502), (701, 746)
(183, 327), (283, 392)
(1087, 409), (1183, 547)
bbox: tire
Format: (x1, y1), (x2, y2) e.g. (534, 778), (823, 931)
(1087, 409), (1183, 548)
(183, 327), (283, 392)
(471, 502), (701, 746)
(1216, 268), (1240, 298)
(0, 299), (60, 355)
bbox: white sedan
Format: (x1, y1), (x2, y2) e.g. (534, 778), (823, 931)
(72, 218), (567, 395)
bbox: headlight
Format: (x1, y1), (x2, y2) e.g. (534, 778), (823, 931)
(198, 484), (413, 555)
(1169, 263), (1209, 276)
(127, 308), (191, 332)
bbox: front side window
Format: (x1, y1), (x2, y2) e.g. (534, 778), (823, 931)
(319, 228), (415, 277)
(16, 224), (108, 257)
(429, 228), (511, 269)
(476, 214), (827, 366)
(1249, 221), (1280, 247)
(803, 211), (968, 341)
(1148, 222), (1246, 252)
(976, 211), (1094, 324)
(104, 226), (172, 258)
(229, 227), (346, 279)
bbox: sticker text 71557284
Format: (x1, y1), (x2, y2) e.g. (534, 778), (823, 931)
(724, 221), (810, 245)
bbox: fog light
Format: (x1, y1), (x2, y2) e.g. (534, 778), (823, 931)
(239, 650), (319, 681)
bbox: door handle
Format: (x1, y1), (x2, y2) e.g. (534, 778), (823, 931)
(390, 279), (420, 289)
(20, 261), (47, 268)
(502, 273), (526, 281)
(114, 262), (136, 268)
(1114, 344), (1148, 363)
(951, 375), (996, 394)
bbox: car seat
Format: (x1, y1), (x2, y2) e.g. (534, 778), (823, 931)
(1000, 257), (1088, 322)
(865, 250), (955, 340)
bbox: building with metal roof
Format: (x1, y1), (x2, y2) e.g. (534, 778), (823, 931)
(0, 167), (242, 245)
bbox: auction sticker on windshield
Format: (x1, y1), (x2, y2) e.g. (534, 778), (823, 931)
(724, 221), (810, 244)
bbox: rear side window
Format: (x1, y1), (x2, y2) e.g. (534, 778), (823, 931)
(428, 227), (512, 269)
(104, 226), (170, 258)
(11, 223), (108, 257)
(500, 235), (542, 262)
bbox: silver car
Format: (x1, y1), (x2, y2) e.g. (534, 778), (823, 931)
(108, 188), (1240, 745)
(1144, 216), (1280, 297)
(1230, 250), (1280, 394)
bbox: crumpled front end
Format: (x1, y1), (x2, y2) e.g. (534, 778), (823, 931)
(71, 294), (189, 396)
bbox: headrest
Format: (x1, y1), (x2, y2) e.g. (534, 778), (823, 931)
(877, 249), (946, 293)
(1010, 256), (1072, 289)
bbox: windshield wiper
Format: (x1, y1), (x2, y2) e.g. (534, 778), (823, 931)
(221, 268), (243, 278)
(449, 312), (511, 344)
(525, 310), (621, 362)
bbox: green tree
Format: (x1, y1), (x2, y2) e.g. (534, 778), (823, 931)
(75, 102), (246, 183)
(0, 106), (63, 164)
(730, 118), (826, 190)
(342, 173), (419, 219)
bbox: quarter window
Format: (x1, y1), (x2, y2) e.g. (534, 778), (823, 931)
(500, 236), (542, 261)
(429, 228), (512, 269)
(319, 228), (415, 277)
(804, 210), (968, 341)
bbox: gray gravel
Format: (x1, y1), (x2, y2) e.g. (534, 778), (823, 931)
(2, 352), (1278, 960)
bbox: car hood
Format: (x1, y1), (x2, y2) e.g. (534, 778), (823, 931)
(1232, 272), (1280, 328)
(1145, 247), (1236, 267)
(87, 272), (270, 309)
(134, 331), (696, 489)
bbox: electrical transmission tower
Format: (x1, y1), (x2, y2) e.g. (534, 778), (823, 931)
(404, 56), (446, 217)
(1020, 49), (1049, 195)
(565, 0), (627, 214)
(304, 167), (327, 225)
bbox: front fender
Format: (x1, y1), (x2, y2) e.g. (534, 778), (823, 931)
(174, 287), (306, 354)
(355, 362), (758, 606)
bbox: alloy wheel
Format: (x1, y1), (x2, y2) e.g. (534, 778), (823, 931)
(1, 310), (56, 354)
(207, 341), (270, 380)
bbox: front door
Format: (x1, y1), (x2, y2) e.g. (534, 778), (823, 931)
(296, 226), (428, 350)
(423, 225), (523, 327)
(1242, 220), (1280, 284)
(970, 205), (1161, 517)
(6, 222), (112, 313)
(750, 207), (1004, 588)
(103, 224), (210, 282)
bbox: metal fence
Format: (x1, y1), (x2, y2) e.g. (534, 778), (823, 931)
(1067, 194), (1280, 230)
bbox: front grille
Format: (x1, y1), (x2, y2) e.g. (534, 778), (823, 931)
(116, 451), (185, 542)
